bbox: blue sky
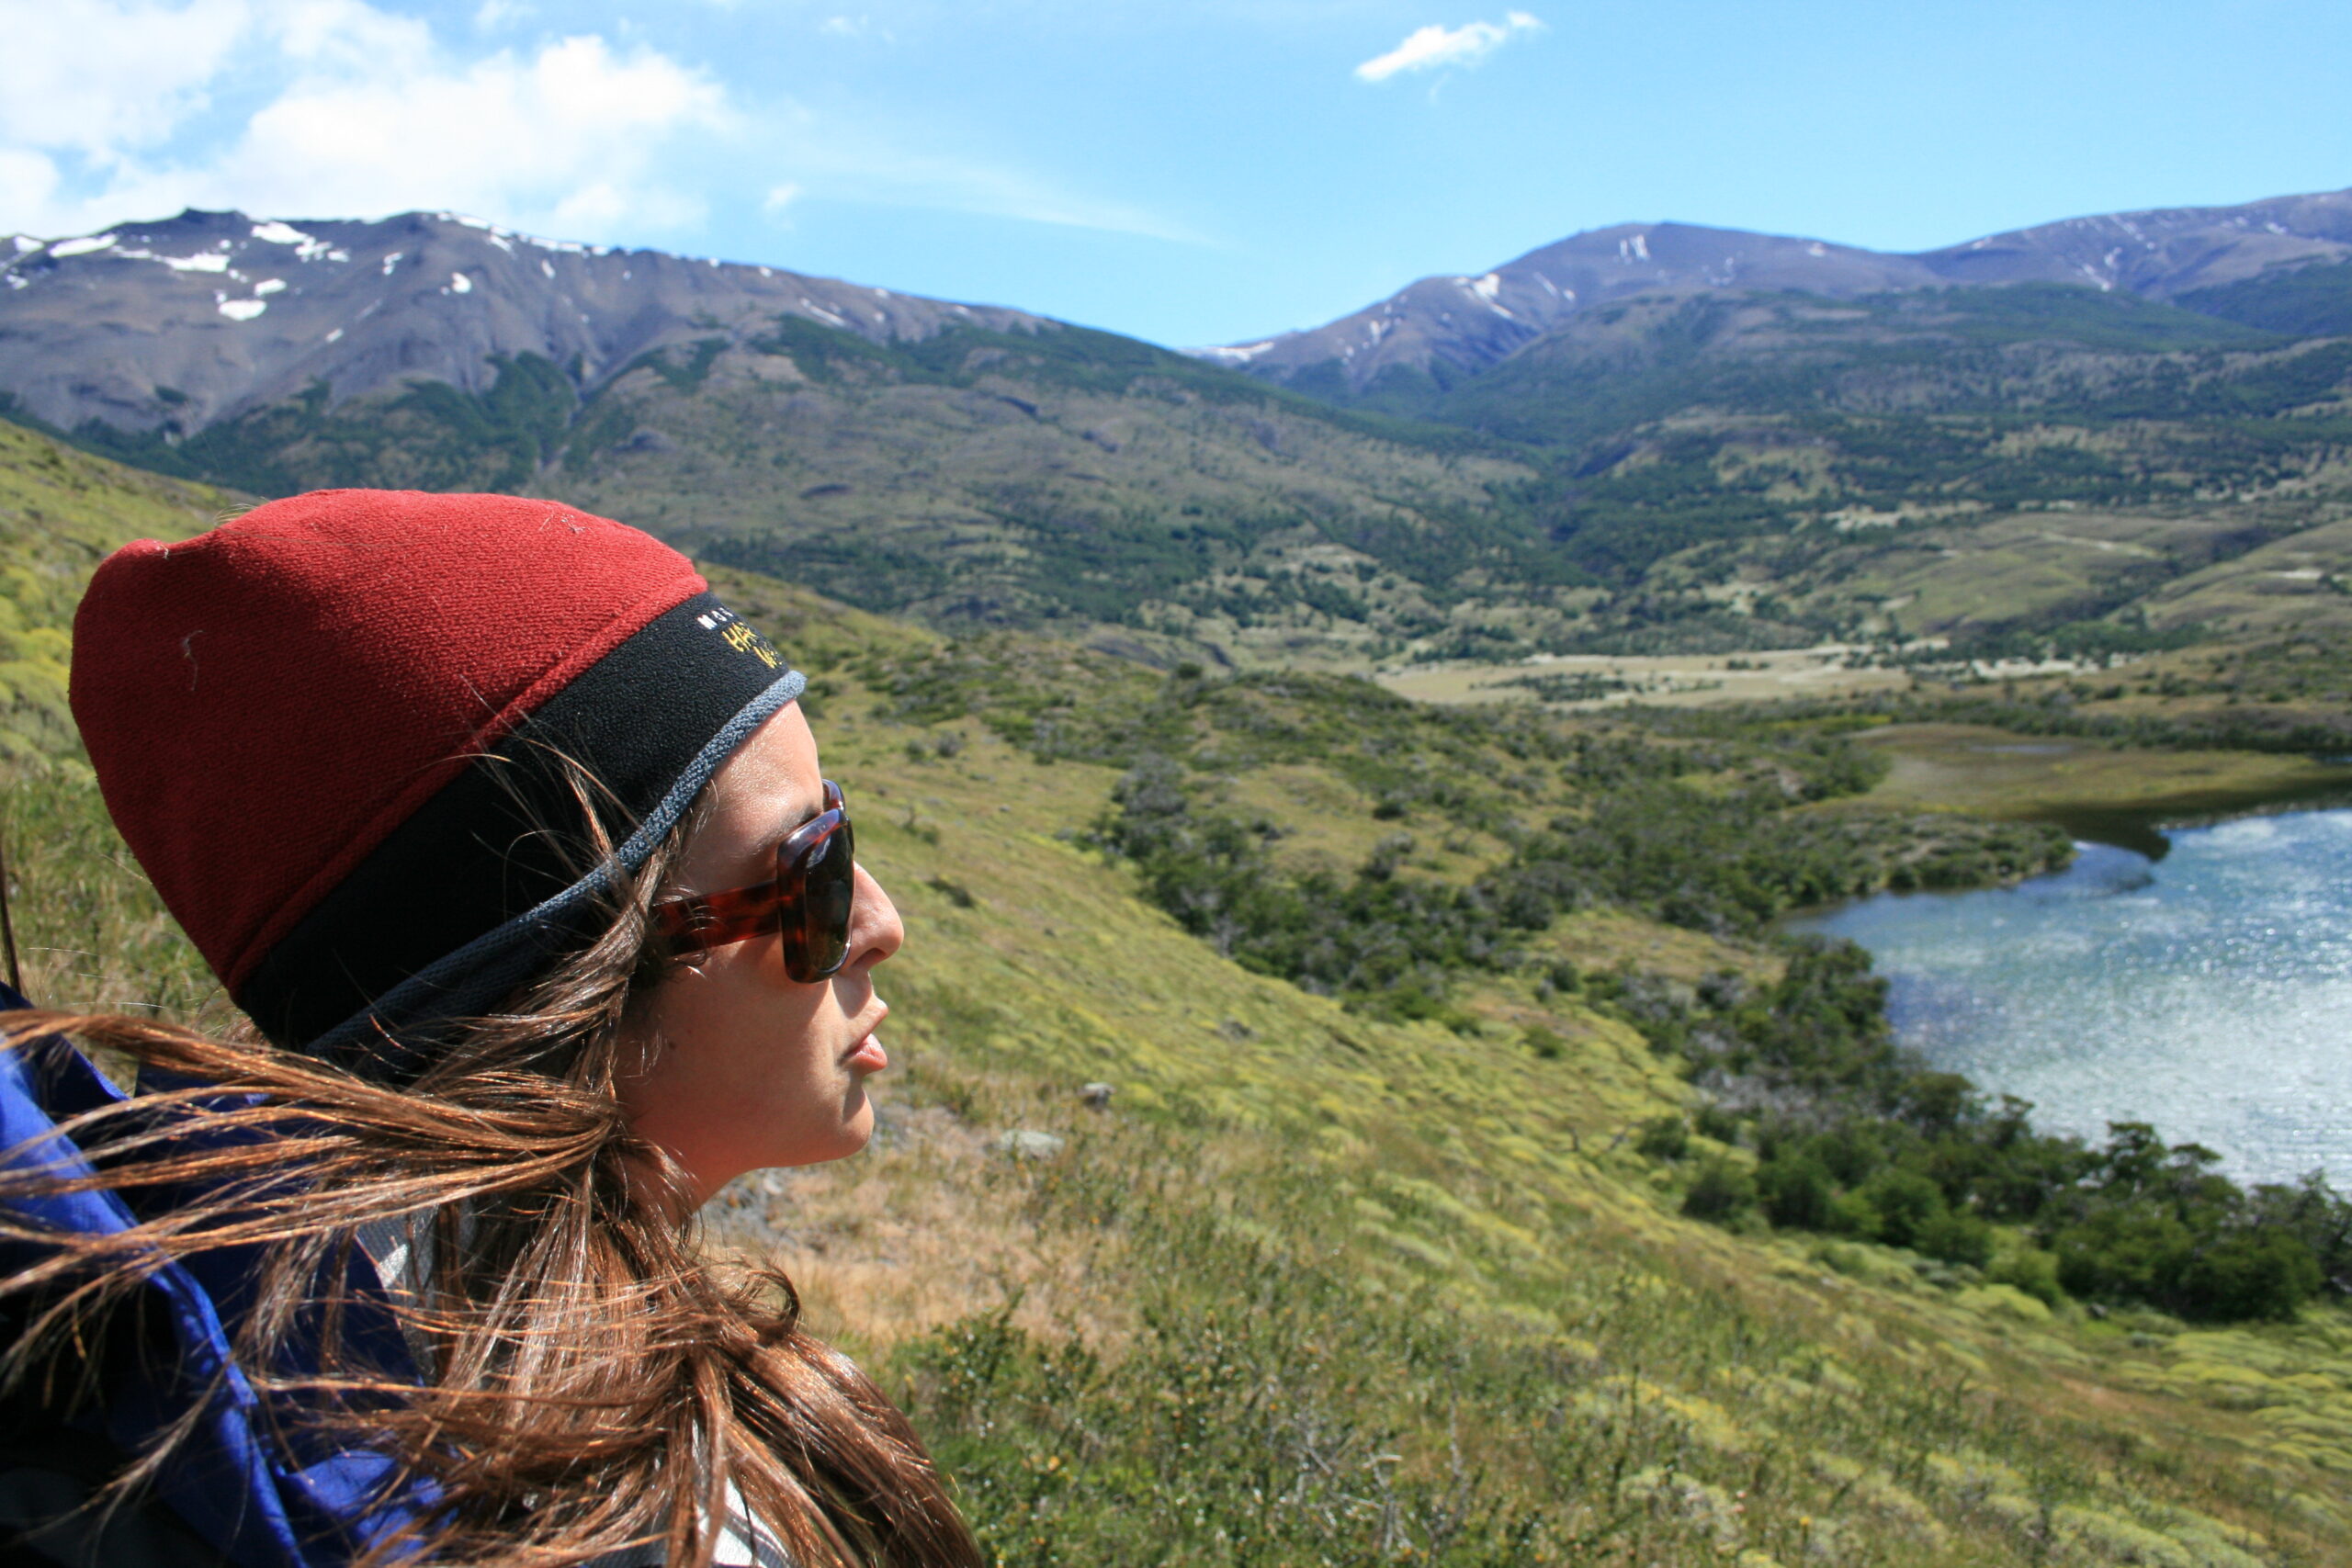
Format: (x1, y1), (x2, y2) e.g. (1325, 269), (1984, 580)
(4, 0), (2347, 347)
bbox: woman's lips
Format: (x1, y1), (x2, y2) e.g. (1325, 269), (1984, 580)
(845, 1033), (888, 1075)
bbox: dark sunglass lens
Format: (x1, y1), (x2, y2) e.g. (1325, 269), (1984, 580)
(797, 820), (855, 976)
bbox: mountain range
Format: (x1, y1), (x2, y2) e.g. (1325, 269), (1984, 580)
(10, 191), (2347, 439)
(4, 191), (2352, 666)
(1197, 187), (2352, 397)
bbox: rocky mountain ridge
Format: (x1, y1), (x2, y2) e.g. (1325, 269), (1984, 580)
(1202, 187), (2352, 395)
(0, 208), (1543, 660)
(0, 208), (1047, 436)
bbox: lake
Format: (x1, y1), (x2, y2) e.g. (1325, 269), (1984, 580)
(1793, 807), (2352, 1187)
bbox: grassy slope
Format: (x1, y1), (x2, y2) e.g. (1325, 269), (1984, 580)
(0, 421), (241, 760)
(5, 427), (2350, 1562)
(0, 422), (247, 1020)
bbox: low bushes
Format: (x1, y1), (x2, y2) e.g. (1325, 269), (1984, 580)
(1068, 665), (2347, 1325)
(1614, 952), (2346, 1324)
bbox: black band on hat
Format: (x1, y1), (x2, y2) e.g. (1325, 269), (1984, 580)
(240, 592), (803, 1074)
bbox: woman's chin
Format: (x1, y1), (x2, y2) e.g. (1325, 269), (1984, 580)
(837, 1083), (876, 1152)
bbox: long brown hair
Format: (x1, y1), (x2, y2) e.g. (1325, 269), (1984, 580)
(0, 782), (981, 1567)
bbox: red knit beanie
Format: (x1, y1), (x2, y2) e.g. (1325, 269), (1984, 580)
(70, 490), (803, 1075)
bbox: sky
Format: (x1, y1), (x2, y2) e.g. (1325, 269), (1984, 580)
(3, 0), (2347, 348)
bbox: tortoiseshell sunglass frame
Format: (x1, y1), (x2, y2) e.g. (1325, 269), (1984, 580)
(651, 780), (854, 981)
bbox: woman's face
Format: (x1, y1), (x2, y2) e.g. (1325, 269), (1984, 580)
(617, 703), (902, 1208)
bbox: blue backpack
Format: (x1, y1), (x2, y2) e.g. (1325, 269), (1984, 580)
(0, 991), (432, 1567)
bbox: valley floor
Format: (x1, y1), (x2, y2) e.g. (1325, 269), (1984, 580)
(1377, 645), (1917, 709)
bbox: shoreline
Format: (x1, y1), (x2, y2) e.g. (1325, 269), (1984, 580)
(1850, 722), (2352, 859)
(2031, 777), (2352, 859)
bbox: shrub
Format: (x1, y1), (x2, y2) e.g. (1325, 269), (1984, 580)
(1827, 1189), (1881, 1237)
(2054, 1207), (2194, 1305)
(1806, 1125), (1883, 1188)
(1990, 1245), (2065, 1308)
(1681, 1158), (1756, 1224)
(2177, 1230), (2324, 1323)
(1693, 1105), (1744, 1145)
(1635, 1115), (1690, 1161)
(1859, 1169), (1946, 1250)
(1916, 1208), (1996, 1269)
(1758, 1156), (1834, 1230)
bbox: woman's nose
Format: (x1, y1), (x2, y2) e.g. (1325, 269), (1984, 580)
(847, 863), (904, 970)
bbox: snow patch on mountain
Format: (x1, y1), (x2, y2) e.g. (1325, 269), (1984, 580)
(1192, 341), (1277, 364)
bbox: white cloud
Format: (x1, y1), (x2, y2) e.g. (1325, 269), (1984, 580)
(0, 0), (249, 160)
(218, 32), (726, 230)
(0, 0), (1194, 251)
(1354, 11), (1542, 83)
(0, 150), (62, 223)
(1, 0), (727, 240)
(270, 0), (428, 71)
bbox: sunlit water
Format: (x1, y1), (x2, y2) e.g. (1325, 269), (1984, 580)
(1792, 808), (2352, 1186)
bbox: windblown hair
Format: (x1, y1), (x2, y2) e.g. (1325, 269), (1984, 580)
(0, 767), (980, 1568)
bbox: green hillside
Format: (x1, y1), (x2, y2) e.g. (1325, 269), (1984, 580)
(15, 320), (1573, 672)
(2180, 261), (2352, 340)
(1296, 284), (2352, 657)
(20, 276), (2352, 670)
(1335, 284), (2286, 432)
(0, 421), (240, 760)
(8, 424), (2352, 1565)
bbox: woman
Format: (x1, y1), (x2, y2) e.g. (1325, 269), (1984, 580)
(0, 491), (979, 1566)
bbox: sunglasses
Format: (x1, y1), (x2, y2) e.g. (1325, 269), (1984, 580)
(652, 780), (856, 981)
